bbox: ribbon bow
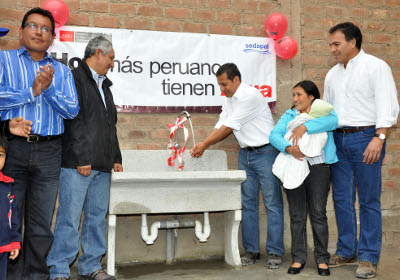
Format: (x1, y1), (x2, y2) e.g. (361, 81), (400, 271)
(167, 116), (189, 170)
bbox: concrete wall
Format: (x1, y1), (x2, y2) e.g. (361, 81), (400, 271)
(1, 0), (399, 264)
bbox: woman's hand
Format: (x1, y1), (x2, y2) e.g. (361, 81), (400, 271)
(288, 124), (307, 146)
(285, 145), (305, 161)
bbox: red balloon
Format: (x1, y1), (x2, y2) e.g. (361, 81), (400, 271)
(265, 13), (288, 40)
(274, 36), (298, 60)
(42, 0), (69, 28)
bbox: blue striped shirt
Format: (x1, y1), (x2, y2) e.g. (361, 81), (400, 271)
(0, 46), (79, 136)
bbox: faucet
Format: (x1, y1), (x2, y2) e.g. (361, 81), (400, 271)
(176, 111), (196, 147)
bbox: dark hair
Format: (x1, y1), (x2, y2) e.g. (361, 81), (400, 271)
(293, 80), (320, 99)
(0, 136), (8, 153)
(22, 7), (55, 36)
(329, 22), (362, 50)
(216, 63), (241, 81)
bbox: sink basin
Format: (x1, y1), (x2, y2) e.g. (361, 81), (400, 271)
(107, 150), (246, 275)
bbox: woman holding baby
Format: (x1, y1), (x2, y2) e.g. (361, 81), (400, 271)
(269, 80), (338, 276)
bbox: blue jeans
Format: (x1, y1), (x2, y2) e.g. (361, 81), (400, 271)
(47, 168), (111, 279)
(5, 137), (61, 280)
(238, 144), (284, 256)
(331, 127), (385, 265)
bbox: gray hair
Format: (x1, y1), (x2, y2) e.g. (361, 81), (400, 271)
(84, 36), (113, 59)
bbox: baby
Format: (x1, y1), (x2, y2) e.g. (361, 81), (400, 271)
(273, 99), (334, 189)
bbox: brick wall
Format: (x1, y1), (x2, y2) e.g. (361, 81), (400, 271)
(1, 0), (399, 261)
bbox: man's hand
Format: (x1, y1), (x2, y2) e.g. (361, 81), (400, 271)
(288, 124), (307, 146)
(190, 142), (207, 158)
(285, 145), (305, 161)
(9, 248), (19, 260)
(37, 64), (54, 90)
(33, 64), (54, 96)
(32, 76), (43, 96)
(189, 126), (231, 158)
(113, 163), (123, 172)
(9, 117), (32, 137)
(363, 137), (384, 164)
(77, 165), (91, 177)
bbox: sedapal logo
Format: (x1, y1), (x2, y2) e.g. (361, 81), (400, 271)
(243, 43), (271, 55)
(60, 31), (74, 42)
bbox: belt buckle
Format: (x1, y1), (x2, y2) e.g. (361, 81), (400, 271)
(27, 135), (39, 142)
(342, 128), (350, 134)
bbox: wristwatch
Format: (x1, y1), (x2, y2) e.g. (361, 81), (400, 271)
(374, 133), (386, 140)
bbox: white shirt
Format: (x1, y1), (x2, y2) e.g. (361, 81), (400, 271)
(215, 83), (275, 148)
(89, 66), (107, 108)
(323, 50), (399, 128)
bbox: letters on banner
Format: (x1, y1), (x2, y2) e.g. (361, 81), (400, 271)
(49, 26), (277, 113)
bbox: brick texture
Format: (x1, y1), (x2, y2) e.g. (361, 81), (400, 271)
(183, 22), (207, 33)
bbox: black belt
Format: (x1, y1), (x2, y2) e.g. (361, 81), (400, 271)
(243, 143), (269, 151)
(335, 126), (375, 134)
(15, 134), (62, 142)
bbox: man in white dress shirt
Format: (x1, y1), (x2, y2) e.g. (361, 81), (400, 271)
(324, 22), (399, 279)
(190, 63), (284, 268)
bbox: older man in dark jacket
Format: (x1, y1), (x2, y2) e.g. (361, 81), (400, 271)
(47, 36), (122, 280)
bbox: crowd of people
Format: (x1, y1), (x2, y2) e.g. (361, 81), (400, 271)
(0, 6), (398, 280)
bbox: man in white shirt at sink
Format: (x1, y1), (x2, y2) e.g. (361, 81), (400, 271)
(190, 63), (284, 269)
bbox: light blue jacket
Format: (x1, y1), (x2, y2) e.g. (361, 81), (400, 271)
(269, 108), (338, 164)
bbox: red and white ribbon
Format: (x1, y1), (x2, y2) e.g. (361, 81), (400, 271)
(167, 116), (189, 171)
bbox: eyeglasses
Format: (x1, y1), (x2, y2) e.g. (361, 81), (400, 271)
(23, 22), (52, 34)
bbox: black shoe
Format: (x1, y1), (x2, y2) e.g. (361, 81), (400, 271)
(288, 263), (305, 274)
(318, 264), (330, 276)
(240, 252), (260, 266)
(78, 269), (115, 280)
(267, 253), (282, 269)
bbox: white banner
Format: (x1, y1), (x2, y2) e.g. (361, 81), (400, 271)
(48, 26), (276, 113)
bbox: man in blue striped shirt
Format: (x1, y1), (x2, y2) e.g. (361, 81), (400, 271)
(0, 7), (79, 280)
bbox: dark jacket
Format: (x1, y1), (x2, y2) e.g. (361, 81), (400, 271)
(0, 119), (11, 138)
(0, 172), (21, 254)
(62, 60), (122, 172)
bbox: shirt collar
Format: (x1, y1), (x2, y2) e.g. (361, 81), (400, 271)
(0, 171), (14, 183)
(339, 49), (364, 68)
(89, 66), (106, 82)
(232, 83), (245, 101)
(17, 45), (53, 63)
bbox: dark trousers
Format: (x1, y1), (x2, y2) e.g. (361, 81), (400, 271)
(1, 253), (7, 280)
(285, 163), (331, 264)
(4, 137), (61, 280)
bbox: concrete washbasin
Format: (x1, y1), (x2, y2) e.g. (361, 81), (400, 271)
(107, 150), (246, 275)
